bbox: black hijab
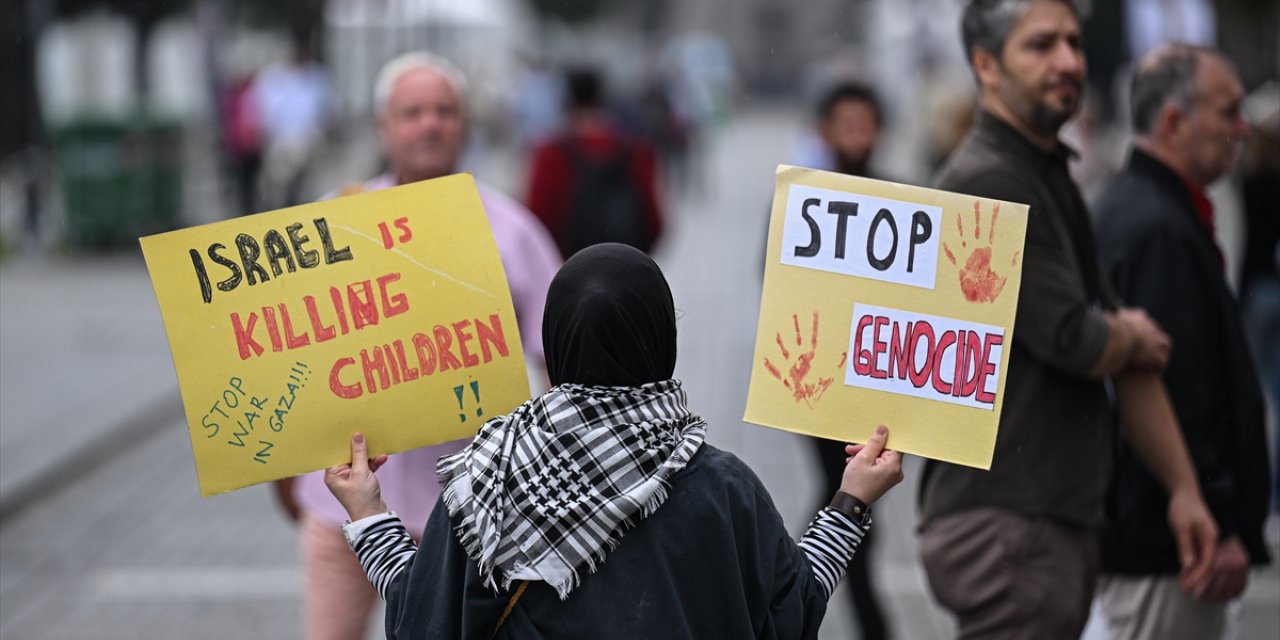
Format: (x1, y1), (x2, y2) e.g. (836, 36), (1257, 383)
(542, 243), (677, 387)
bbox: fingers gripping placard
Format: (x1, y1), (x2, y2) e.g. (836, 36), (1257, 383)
(142, 174), (531, 496)
(745, 166), (1029, 469)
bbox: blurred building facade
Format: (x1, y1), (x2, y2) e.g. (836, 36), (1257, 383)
(2, 0), (1276, 250)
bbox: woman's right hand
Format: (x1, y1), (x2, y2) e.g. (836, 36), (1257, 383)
(324, 432), (390, 522)
(839, 425), (904, 505)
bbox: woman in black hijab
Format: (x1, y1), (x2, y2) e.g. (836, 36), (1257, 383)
(542, 242), (677, 387)
(326, 244), (904, 639)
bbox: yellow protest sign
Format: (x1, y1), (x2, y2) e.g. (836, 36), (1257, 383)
(745, 165), (1029, 469)
(141, 174), (529, 496)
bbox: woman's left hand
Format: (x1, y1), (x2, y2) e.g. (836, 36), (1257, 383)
(839, 425), (904, 505)
(324, 432), (390, 521)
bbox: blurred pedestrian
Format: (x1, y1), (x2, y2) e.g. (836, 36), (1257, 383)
(218, 72), (262, 215)
(918, 3), (1219, 638)
(637, 77), (691, 193)
(1238, 83), (1280, 510)
(1126, 0), (1216, 62)
(272, 51), (561, 640)
(804, 81), (893, 640)
(1094, 44), (1272, 640)
(249, 40), (333, 210)
(817, 83), (881, 178)
(508, 53), (564, 151)
(324, 243), (906, 638)
(525, 67), (664, 259)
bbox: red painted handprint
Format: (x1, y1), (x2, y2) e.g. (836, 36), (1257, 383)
(763, 311), (835, 407)
(943, 200), (1021, 303)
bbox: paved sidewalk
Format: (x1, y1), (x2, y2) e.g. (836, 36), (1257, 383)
(0, 256), (182, 522)
(0, 420), (305, 639)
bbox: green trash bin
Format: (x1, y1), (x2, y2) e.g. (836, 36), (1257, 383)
(55, 117), (183, 249)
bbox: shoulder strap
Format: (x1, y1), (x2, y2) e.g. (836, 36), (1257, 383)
(491, 580), (530, 638)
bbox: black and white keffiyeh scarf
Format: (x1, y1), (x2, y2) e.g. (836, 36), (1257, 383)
(437, 378), (706, 599)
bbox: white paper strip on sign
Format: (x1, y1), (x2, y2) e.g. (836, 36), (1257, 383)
(845, 303), (1005, 410)
(781, 183), (942, 290)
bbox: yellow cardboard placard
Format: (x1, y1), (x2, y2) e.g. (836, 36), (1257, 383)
(745, 165), (1029, 469)
(141, 174), (529, 496)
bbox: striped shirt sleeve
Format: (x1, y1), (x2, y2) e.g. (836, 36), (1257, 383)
(342, 512), (417, 600)
(796, 506), (869, 599)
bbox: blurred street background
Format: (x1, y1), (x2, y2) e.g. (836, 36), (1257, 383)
(1, 1), (1278, 638)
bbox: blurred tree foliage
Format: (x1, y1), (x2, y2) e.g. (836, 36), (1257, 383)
(53, 0), (329, 98)
(522, 0), (610, 25)
(54, 0), (189, 101)
(1218, 0), (1276, 10)
(226, 0), (327, 55)
(3, 1), (44, 157)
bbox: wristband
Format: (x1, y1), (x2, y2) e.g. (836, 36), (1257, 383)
(829, 491), (872, 527)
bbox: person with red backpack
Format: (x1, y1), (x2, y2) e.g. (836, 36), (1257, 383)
(526, 67), (664, 259)
(219, 73), (262, 215)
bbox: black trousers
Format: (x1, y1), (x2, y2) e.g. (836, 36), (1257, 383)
(811, 436), (888, 640)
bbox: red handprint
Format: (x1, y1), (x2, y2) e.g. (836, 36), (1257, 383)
(763, 311), (835, 407)
(943, 200), (1021, 303)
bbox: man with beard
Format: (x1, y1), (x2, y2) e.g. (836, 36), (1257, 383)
(273, 52), (561, 640)
(917, 2), (1219, 638)
(1094, 44), (1270, 639)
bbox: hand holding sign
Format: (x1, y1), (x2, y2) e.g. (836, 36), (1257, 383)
(840, 425), (904, 505)
(324, 432), (389, 522)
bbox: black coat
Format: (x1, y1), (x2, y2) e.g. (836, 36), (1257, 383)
(383, 445), (831, 639)
(1095, 149), (1272, 574)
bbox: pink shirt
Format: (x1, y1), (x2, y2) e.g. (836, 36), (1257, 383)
(295, 176), (562, 536)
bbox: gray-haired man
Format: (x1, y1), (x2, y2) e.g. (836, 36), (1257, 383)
(1094, 44), (1270, 640)
(917, 2), (1218, 638)
(273, 52), (561, 639)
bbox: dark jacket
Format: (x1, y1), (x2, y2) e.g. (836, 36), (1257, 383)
(384, 445), (830, 639)
(1095, 149), (1272, 574)
(920, 111), (1120, 529)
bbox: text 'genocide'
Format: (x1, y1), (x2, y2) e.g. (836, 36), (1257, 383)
(850, 313), (1003, 404)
